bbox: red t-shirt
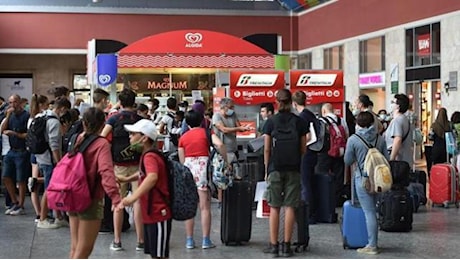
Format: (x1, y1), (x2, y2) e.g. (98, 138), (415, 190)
(139, 152), (171, 224)
(178, 128), (211, 157)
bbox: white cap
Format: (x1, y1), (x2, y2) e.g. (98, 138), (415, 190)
(124, 119), (158, 141)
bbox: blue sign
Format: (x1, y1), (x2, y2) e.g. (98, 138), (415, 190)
(96, 54), (117, 87)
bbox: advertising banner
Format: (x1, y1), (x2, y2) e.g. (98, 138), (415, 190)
(417, 34), (431, 57)
(289, 70), (344, 115)
(229, 70), (285, 105)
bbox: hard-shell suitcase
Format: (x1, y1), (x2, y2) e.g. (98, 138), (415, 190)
(221, 180), (252, 245)
(429, 163), (459, 208)
(377, 188), (413, 232)
(340, 177), (368, 249)
(313, 174), (337, 223)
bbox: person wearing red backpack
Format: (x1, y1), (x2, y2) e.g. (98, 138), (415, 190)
(316, 103), (349, 207)
(67, 107), (121, 259)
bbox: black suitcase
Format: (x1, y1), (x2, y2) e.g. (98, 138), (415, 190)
(221, 180), (252, 245)
(377, 189), (413, 232)
(409, 170), (427, 205)
(313, 174), (337, 223)
(293, 201), (310, 252)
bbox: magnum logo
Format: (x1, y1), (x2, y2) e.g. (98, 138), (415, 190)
(147, 77), (188, 90)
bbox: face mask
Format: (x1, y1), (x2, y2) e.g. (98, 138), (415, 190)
(130, 141), (143, 153)
(390, 103), (399, 113)
(379, 114), (386, 120)
(179, 107), (186, 112)
(146, 103), (152, 110)
(226, 109), (234, 116)
(352, 109), (360, 116)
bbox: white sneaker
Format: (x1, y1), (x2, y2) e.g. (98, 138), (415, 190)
(37, 219), (59, 229)
(55, 218), (69, 228)
(9, 206), (25, 216)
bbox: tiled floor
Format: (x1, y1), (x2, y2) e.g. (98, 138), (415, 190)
(2, 159), (460, 259)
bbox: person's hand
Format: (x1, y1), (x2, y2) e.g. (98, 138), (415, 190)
(116, 175), (127, 183)
(3, 130), (14, 136)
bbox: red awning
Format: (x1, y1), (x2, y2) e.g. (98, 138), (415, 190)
(118, 30), (274, 69)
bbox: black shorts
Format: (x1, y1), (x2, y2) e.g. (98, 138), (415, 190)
(144, 219), (172, 258)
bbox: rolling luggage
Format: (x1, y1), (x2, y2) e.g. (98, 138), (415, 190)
(221, 180), (252, 245)
(409, 170), (427, 205)
(340, 178), (368, 249)
(429, 163), (459, 208)
(313, 174), (337, 223)
(377, 188), (413, 232)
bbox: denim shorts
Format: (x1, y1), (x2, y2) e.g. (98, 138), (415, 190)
(266, 170), (301, 208)
(2, 150), (31, 182)
(38, 164), (54, 190)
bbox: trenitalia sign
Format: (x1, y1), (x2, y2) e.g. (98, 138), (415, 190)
(230, 71), (285, 105)
(289, 70), (344, 105)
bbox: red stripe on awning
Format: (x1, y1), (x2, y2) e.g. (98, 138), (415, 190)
(118, 54), (274, 69)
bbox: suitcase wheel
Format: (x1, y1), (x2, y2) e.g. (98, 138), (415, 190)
(455, 202), (459, 208)
(443, 202), (450, 208)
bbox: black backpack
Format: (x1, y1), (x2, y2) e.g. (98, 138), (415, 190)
(271, 113), (301, 171)
(62, 120), (84, 153)
(166, 112), (179, 146)
(111, 112), (143, 163)
(26, 115), (58, 154)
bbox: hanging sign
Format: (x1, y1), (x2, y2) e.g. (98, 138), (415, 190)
(290, 70), (344, 104)
(96, 54), (117, 87)
(229, 70), (285, 105)
(417, 34), (431, 57)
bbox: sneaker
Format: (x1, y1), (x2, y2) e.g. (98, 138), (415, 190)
(37, 219), (59, 229)
(4, 204), (17, 215)
(357, 246), (379, 255)
(263, 242), (279, 255)
(110, 241), (123, 251)
(9, 205), (25, 216)
(281, 242), (293, 258)
(28, 177), (37, 193)
(34, 215), (40, 223)
(54, 218), (69, 228)
(136, 242), (144, 251)
(202, 237), (215, 249)
(185, 237), (195, 249)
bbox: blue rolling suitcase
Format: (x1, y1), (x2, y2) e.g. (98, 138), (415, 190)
(340, 179), (368, 249)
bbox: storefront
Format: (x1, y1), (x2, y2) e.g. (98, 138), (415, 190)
(116, 29), (276, 114)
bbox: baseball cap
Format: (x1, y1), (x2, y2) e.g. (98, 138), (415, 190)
(124, 119), (158, 141)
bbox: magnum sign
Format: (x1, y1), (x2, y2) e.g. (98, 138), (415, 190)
(230, 70), (285, 105)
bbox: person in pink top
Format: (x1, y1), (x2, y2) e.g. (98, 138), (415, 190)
(68, 107), (121, 259)
(178, 109), (228, 249)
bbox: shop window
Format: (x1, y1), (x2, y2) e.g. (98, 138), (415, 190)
(359, 36), (385, 73)
(406, 22), (440, 68)
(298, 53), (312, 69)
(323, 45), (343, 70)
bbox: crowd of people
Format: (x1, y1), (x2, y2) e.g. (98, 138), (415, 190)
(1, 85), (460, 258)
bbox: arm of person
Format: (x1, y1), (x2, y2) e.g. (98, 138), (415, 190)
(178, 147), (185, 164)
(48, 119), (62, 162)
(343, 137), (356, 166)
(211, 134), (228, 164)
(263, 134), (271, 181)
(390, 136), (402, 161)
(214, 121), (248, 134)
(124, 173), (158, 205)
(100, 124), (112, 138)
(300, 135), (307, 155)
(117, 173), (139, 183)
(98, 141), (122, 206)
(0, 108), (13, 133)
(158, 119), (167, 135)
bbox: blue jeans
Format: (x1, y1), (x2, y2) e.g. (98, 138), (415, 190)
(38, 164), (54, 190)
(2, 150), (30, 182)
(354, 175), (378, 248)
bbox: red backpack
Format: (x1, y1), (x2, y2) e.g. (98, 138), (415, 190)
(324, 116), (347, 158)
(47, 135), (100, 213)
